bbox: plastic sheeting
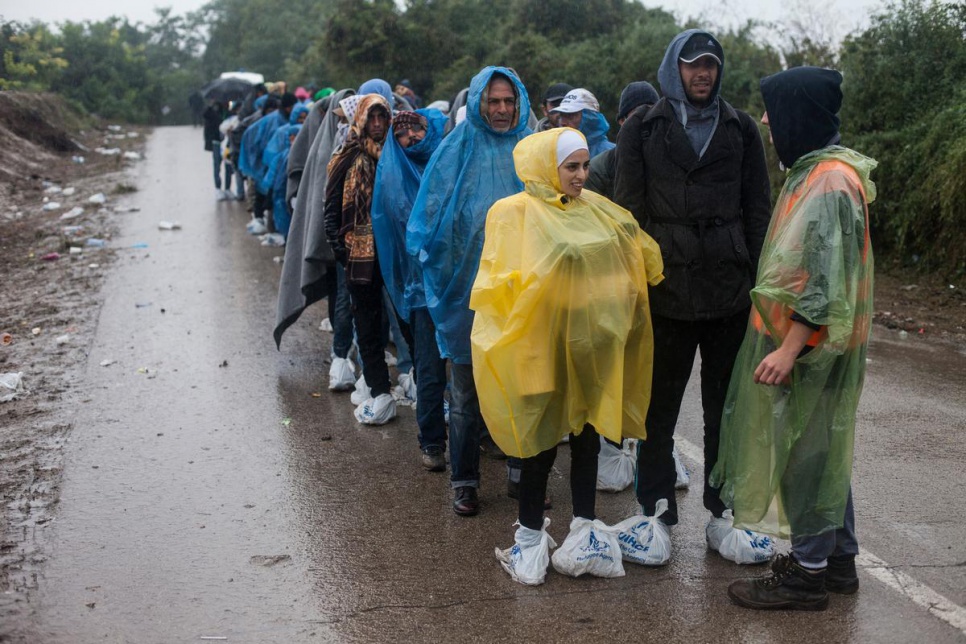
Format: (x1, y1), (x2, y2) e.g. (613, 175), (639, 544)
(578, 110), (615, 158)
(269, 124), (301, 236)
(470, 128), (664, 458)
(371, 108), (447, 320)
(710, 146), (876, 539)
(239, 110), (287, 189)
(407, 66), (533, 364)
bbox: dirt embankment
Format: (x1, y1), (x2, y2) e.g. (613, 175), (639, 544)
(0, 91), (148, 640)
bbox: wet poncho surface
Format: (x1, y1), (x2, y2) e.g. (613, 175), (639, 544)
(269, 124), (301, 236)
(710, 146), (876, 538)
(470, 128), (665, 458)
(239, 110), (287, 190)
(407, 66), (532, 364)
(370, 109), (447, 320)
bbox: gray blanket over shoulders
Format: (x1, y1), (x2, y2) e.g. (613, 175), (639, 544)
(273, 88), (355, 348)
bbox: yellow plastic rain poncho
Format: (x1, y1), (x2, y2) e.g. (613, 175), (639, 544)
(710, 146), (876, 539)
(470, 128), (664, 459)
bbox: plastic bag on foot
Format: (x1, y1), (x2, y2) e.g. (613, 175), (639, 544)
(350, 375), (371, 405)
(353, 393), (396, 425)
(673, 444), (691, 489)
(328, 357), (356, 391)
(615, 498), (672, 566)
(597, 438), (637, 492)
(706, 510), (774, 564)
(551, 517), (625, 578)
(494, 518), (557, 585)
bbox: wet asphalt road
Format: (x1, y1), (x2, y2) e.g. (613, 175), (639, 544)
(32, 127), (966, 643)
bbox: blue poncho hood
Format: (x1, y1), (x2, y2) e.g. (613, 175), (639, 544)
(576, 110), (615, 158)
(271, 124), (302, 237)
(239, 109), (287, 191)
(289, 104), (309, 125)
(263, 124), (299, 198)
(358, 79), (394, 107)
(407, 67), (532, 363)
(371, 108), (447, 320)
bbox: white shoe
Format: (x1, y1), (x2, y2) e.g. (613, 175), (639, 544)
(495, 518), (557, 586)
(246, 217), (267, 235)
(259, 232), (285, 247)
(673, 445), (691, 489)
(350, 375), (371, 405)
(706, 511), (774, 564)
(353, 393), (396, 425)
(328, 357), (356, 391)
(319, 318), (333, 332)
(216, 188), (229, 201)
(398, 368), (417, 403)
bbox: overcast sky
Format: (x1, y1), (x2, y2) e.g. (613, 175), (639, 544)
(2, 0), (886, 36)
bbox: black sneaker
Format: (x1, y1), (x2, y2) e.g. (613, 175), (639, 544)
(826, 554), (859, 594)
(421, 446), (446, 472)
(453, 486), (479, 516)
(728, 554), (829, 611)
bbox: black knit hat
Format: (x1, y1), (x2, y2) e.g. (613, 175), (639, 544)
(543, 82), (573, 103)
(617, 81), (660, 121)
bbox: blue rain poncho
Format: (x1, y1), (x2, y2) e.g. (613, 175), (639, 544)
(407, 66), (533, 364)
(261, 123), (296, 194)
(239, 109), (287, 191)
(269, 124), (302, 237)
(577, 110), (615, 158)
(371, 109), (447, 320)
(471, 129), (664, 457)
(289, 104), (309, 125)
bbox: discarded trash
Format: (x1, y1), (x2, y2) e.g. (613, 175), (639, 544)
(281, 418), (292, 427)
(100, 359), (115, 367)
(1, 333), (12, 346)
(158, 220), (182, 230)
(311, 392), (322, 398)
(95, 147), (121, 156)
(135, 302), (152, 308)
(918, 328), (926, 335)
(249, 554), (291, 567)
(55, 334), (70, 345)
(219, 360), (228, 368)
(86, 238), (107, 247)
(41, 252), (61, 261)
(0, 372), (27, 403)
(62, 187), (76, 196)
(88, 193), (107, 204)
(899, 330), (909, 339)
(107, 124), (122, 132)
(122, 151), (141, 161)
(31, 328), (41, 336)
(88, 263), (100, 269)
(69, 246), (83, 255)
(63, 225), (84, 236)
(60, 207), (85, 220)
(272, 256), (283, 264)
(114, 206), (141, 213)
(127, 131), (139, 138)
(71, 155), (86, 164)
(44, 185), (63, 194)
(42, 202), (62, 211)
(131, 242), (149, 249)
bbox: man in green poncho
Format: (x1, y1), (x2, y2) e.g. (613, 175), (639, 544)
(711, 66), (876, 611)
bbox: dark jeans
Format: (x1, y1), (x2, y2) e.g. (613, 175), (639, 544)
(519, 425), (600, 530)
(410, 307), (447, 450)
(345, 270), (391, 397)
(253, 188), (273, 222)
(635, 309), (748, 525)
(792, 488), (858, 565)
(210, 144), (223, 189)
(332, 264), (354, 360)
(449, 363), (482, 489)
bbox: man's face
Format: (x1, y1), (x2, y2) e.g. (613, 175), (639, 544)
(485, 78), (517, 132)
(558, 111), (583, 130)
(365, 107), (389, 142)
(394, 122), (426, 148)
(678, 56), (719, 108)
(544, 98), (564, 126)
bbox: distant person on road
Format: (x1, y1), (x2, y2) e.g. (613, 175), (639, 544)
(407, 66), (533, 517)
(239, 83), (268, 120)
(535, 82), (573, 132)
(550, 88), (615, 158)
(714, 66), (876, 612)
(203, 99), (229, 201)
(613, 29), (774, 566)
(219, 101), (246, 201)
(240, 92), (298, 233)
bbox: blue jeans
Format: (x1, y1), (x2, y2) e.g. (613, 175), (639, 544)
(411, 308), (447, 450)
(449, 363), (482, 489)
(792, 488), (858, 566)
(211, 143), (223, 189)
(332, 264), (354, 360)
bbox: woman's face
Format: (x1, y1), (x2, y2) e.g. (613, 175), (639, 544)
(557, 148), (590, 199)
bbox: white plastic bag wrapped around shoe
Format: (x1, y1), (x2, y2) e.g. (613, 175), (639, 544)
(495, 518), (557, 586)
(597, 438), (637, 492)
(350, 375), (371, 405)
(384, 349), (398, 367)
(398, 368), (417, 403)
(615, 498), (672, 566)
(673, 445), (691, 490)
(551, 517), (625, 579)
(328, 357), (356, 391)
(319, 318), (333, 332)
(353, 393), (396, 425)
(706, 510), (774, 564)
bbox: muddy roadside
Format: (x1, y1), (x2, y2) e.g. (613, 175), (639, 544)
(0, 91), (964, 641)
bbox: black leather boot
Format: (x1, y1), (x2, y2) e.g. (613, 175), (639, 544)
(728, 553), (829, 611)
(826, 554), (859, 594)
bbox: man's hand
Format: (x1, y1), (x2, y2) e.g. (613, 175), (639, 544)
(753, 319), (817, 386)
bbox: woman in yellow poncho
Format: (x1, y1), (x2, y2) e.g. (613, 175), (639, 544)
(471, 128), (664, 585)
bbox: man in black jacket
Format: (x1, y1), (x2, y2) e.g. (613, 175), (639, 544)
(614, 29), (773, 565)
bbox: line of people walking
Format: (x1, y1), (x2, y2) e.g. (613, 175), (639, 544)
(247, 28), (875, 611)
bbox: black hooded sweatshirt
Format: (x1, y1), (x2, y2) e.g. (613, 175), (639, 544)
(760, 67), (843, 170)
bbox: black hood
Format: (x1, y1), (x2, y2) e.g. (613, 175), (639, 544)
(760, 67), (843, 169)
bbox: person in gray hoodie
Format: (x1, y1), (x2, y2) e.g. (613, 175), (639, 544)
(613, 29), (773, 565)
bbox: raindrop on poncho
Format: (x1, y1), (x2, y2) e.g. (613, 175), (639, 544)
(710, 146), (876, 538)
(407, 66), (533, 364)
(370, 108), (447, 320)
(471, 128), (665, 458)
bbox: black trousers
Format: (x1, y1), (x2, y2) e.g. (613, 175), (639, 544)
(519, 424), (600, 530)
(635, 309), (748, 525)
(345, 269), (391, 397)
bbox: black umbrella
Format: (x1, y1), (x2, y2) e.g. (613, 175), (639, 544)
(200, 77), (253, 104)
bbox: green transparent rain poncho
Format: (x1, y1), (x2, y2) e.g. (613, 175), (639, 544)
(710, 146), (876, 538)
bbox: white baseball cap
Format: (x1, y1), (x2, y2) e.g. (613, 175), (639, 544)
(550, 88), (600, 114)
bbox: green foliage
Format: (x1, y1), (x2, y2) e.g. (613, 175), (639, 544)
(0, 21), (68, 90)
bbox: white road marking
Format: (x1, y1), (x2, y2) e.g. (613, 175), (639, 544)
(675, 436), (966, 636)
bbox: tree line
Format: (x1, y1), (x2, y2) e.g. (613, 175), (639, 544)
(0, 0), (963, 274)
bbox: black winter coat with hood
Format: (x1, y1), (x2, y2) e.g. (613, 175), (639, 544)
(614, 30), (771, 321)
